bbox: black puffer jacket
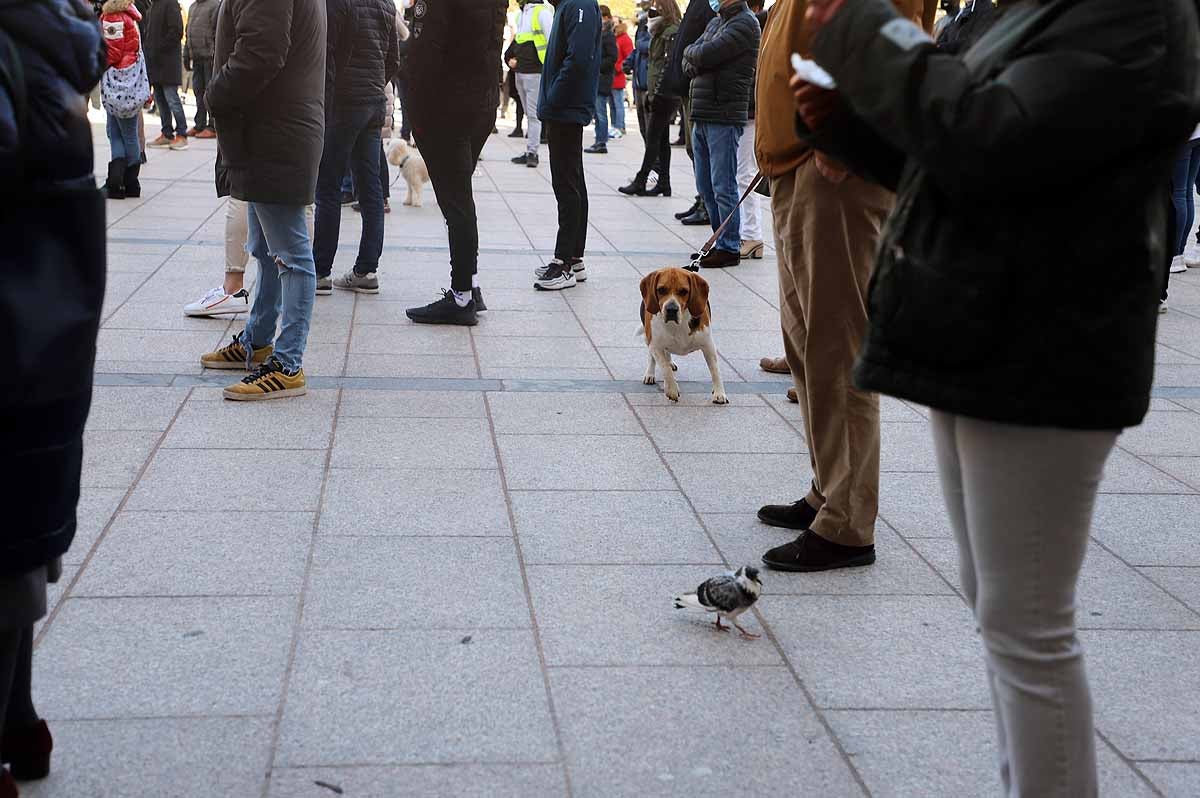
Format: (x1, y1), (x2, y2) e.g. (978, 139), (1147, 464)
(143, 0), (183, 85)
(683, 1), (759, 125)
(802, 0), (1200, 430)
(333, 0), (399, 111)
(408, 0), (506, 132)
(0, 0), (106, 576)
(660, 0), (712, 99)
(208, 0), (325, 204)
(184, 0), (219, 62)
(597, 21), (617, 97)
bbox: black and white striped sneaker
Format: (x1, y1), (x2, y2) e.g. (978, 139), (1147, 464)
(534, 259), (587, 283)
(533, 261), (577, 291)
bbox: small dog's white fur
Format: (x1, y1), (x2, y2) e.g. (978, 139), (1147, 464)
(386, 138), (429, 207)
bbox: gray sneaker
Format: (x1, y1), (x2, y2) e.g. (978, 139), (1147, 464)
(315, 276), (332, 296)
(333, 269), (379, 294)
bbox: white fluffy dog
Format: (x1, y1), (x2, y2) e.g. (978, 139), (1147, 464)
(385, 138), (429, 207)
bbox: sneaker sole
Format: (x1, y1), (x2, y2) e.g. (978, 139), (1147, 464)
(756, 510), (810, 531)
(184, 306), (249, 318)
(223, 385), (307, 401)
(334, 284), (380, 294)
(761, 551), (876, 572)
(405, 312), (478, 326)
(201, 359), (262, 370)
(315, 288), (333, 296)
(534, 281), (576, 291)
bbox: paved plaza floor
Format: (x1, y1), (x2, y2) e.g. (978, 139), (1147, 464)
(25, 107), (1200, 797)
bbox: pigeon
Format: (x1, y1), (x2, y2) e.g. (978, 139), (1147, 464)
(673, 566), (763, 639)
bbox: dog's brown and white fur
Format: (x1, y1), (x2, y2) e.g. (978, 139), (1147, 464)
(640, 267), (728, 404)
(385, 138), (429, 207)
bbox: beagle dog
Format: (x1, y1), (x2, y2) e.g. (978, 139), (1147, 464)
(639, 267), (729, 404)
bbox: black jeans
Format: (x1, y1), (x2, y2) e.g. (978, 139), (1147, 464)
(634, 88), (647, 142)
(191, 58), (212, 130)
(0, 625), (36, 736)
(637, 95), (678, 184)
(416, 115), (492, 293)
(314, 105), (385, 277)
(394, 76), (411, 141)
(545, 119), (588, 263)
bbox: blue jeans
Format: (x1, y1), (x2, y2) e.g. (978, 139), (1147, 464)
(243, 203), (316, 372)
(1171, 139), (1200, 255)
(105, 112), (140, 162)
(313, 106), (385, 277)
(593, 92), (610, 146)
(609, 92), (626, 132)
(153, 84), (187, 139)
(692, 121), (743, 254)
(191, 58), (212, 131)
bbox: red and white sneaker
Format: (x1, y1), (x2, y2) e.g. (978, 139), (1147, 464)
(183, 286), (250, 317)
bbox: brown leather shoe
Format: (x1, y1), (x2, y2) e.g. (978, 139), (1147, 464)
(185, 126), (199, 136)
(759, 356), (789, 374)
(169, 134), (189, 150)
(195, 129), (217, 139)
(147, 134), (172, 148)
(1, 719), (52, 780)
(698, 249), (739, 269)
(786, 387), (798, 403)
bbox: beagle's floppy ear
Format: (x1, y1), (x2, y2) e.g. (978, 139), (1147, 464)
(686, 271), (709, 319)
(640, 271), (661, 315)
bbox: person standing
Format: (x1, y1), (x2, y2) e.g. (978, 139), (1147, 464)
(198, 0), (325, 400)
(404, 0), (507, 325)
(532, 0), (602, 291)
(660, 0), (714, 225)
(183, 0), (219, 139)
(628, 4), (651, 139)
(507, 0), (555, 168)
(681, 0), (759, 269)
(610, 19), (633, 137)
(99, 0), (150, 199)
(797, 0), (1197, 792)
(311, 0), (398, 296)
(0, 4), (106, 795)
(144, 0), (188, 150)
(585, 5), (617, 154)
(734, 0), (766, 260)
(618, 0), (679, 198)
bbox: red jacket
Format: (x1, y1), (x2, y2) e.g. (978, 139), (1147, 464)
(100, 0), (141, 70)
(612, 32), (633, 90)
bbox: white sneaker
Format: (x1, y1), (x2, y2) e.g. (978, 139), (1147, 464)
(1160, 300), (1169, 314)
(184, 286), (250, 317)
(1170, 255), (1188, 274)
(534, 259), (587, 282)
(611, 129), (624, 140)
(534, 261), (578, 291)
(1185, 245), (1200, 267)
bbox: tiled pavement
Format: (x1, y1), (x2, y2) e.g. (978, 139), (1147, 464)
(25, 105), (1200, 797)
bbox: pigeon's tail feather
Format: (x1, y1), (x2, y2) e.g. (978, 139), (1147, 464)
(673, 593), (705, 611)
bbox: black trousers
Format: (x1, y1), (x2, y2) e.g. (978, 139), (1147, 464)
(416, 115), (492, 292)
(545, 119), (588, 262)
(636, 96), (679, 185)
(0, 625), (36, 735)
(633, 88), (647, 142)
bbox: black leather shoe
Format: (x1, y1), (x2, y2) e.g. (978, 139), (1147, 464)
(680, 207), (711, 226)
(511, 153), (529, 165)
(757, 499), (817, 530)
(674, 196), (702, 220)
(584, 143), (608, 154)
(618, 175), (648, 195)
(507, 128), (524, 138)
(762, 529), (876, 572)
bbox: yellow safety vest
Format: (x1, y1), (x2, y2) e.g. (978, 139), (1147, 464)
(513, 4), (549, 64)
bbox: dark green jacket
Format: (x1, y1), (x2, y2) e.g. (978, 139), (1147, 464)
(802, 0), (1200, 430)
(645, 21), (677, 105)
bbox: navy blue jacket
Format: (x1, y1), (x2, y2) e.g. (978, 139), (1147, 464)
(627, 17), (648, 92)
(538, 0), (600, 125)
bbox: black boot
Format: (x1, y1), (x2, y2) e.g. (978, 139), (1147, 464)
(674, 195), (702, 220)
(123, 162), (141, 198)
(642, 174), (671, 197)
(618, 173), (648, 195)
(105, 159), (126, 200)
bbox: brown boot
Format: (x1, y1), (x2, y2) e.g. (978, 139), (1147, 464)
(759, 356), (789, 374)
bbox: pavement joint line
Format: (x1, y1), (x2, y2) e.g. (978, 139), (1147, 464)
(1097, 728), (1166, 797)
(271, 759), (564, 769)
(1086, 536), (1200, 622)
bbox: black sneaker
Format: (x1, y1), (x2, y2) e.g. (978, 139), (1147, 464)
(512, 153), (529, 165)
(762, 529), (876, 572)
(507, 128), (525, 138)
(406, 289), (478, 326)
(473, 287), (487, 312)
(534, 261), (577, 291)
(584, 143), (608, 154)
(526, 152), (539, 168)
(758, 499), (818, 531)
(340, 191), (355, 206)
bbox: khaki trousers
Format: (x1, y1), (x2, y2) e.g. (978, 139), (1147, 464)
(772, 158), (894, 546)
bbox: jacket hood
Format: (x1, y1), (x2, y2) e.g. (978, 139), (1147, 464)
(103, 0), (139, 17)
(0, 0), (105, 94)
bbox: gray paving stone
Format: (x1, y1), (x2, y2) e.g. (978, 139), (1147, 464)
(65, 487), (126, 565)
(665, 452), (809, 513)
(765, 595), (991, 709)
(1139, 566), (1200, 613)
(624, 390), (765, 407)
(1143, 455), (1200, 490)
(338, 388), (486, 418)
(267, 765), (567, 798)
(487, 391), (642, 435)
(880, 422), (938, 472)
(878, 472), (955, 538)
(1117, 411), (1200, 456)
(527, 565), (781, 666)
(163, 389), (338, 449)
(706, 516), (954, 597)
(350, 323), (473, 355)
(103, 301), (235, 331)
(471, 309), (586, 337)
(21, 717), (273, 798)
(474, 336), (605, 370)
(276, 630), (557, 765)
(82, 429), (160, 489)
(1082, 631), (1200, 760)
(96, 328), (226, 362)
(72, 511), (312, 597)
(304, 536), (528, 629)
(319, 467), (510, 536)
(332, 416), (496, 469)
(825, 710), (1157, 798)
(550, 666), (859, 798)
(344, 353), (478, 378)
(597, 345), (745, 385)
(634, 405), (804, 453)
(1139, 763), (1200, 797)
(85, 386), (190, 431)
(498, 434), (675, 490)
(512, 490), (721, 565)
(1090, 494), (1200, 565)
(127, 449), (326, 512)
(1100, 448), (1196, 493)
(35, 596), (294, 718)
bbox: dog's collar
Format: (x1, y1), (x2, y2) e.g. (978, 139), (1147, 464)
(397, 155), (410, 168)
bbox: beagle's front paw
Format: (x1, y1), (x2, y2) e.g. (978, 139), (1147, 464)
(643, 374), (657, 385)
(666, 385), (681, 402)
(712, 391), (729, 405)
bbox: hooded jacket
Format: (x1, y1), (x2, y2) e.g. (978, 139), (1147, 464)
(801, 0), (1200, 430)
(184, 0), (219, 62)
(408, 0), (506, 133)
(101, 0), (142, 69)
(538, 0), (602, 124)
(143, 0), (183, 85)
(683, 0), (759, 125)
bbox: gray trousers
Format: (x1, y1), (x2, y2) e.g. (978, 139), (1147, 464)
(931, 411), (1118, 798)
(515, 72), (542, 156)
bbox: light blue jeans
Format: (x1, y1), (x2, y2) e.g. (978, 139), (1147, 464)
(692, 121), (743, 254)
(608, 91), (626, 132)
(242, 203), (316, 372)
(592, 92), (609, 146)
(105, 112), (140, 162)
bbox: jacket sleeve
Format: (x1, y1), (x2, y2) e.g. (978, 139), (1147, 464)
(683, 15), (755, 76)
(812, 0), (1181, 197)
(206, 0), (293, 114)
(600, 31), (617, 73)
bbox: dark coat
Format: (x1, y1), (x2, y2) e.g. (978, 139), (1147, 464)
(143, 0), (183, 85)
(660, 0), (713, 100)
(597, 21), (617, 96)
(334, 0), (399, 111)
(0, 0), (106, 577)
(802, 0), (1200, 430)
(184, 0), (219, 62)
(208, 0), (326, 204)
(538, 0), (601, 125)
(683, 1), (759, 126)
(408, 0), (506, 132)
(935, 0), (997, 54)
(325, 0), (355, 116)
(645, 21), (678, 105)
(629, 18), (649, 92)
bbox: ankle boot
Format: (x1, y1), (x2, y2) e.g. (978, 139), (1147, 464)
(0, 769), (16, 798)
(642, 176), (671, 197)
(104, 159), (126, 200)
(674, 195), (702, 220)
(124, 162), (141, 198)
(1, 719), (53, 781)
(618, 173), (648, 195)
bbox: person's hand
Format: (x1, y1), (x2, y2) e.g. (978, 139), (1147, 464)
(507, 58), (518, 69)
(791, 72), (840, 133)
(815, 153), (849, 184)
(804, 0), (848, 34)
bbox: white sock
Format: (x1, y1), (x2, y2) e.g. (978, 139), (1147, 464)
(472, 274), (479, 288)
(451, 289), (471, 308)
